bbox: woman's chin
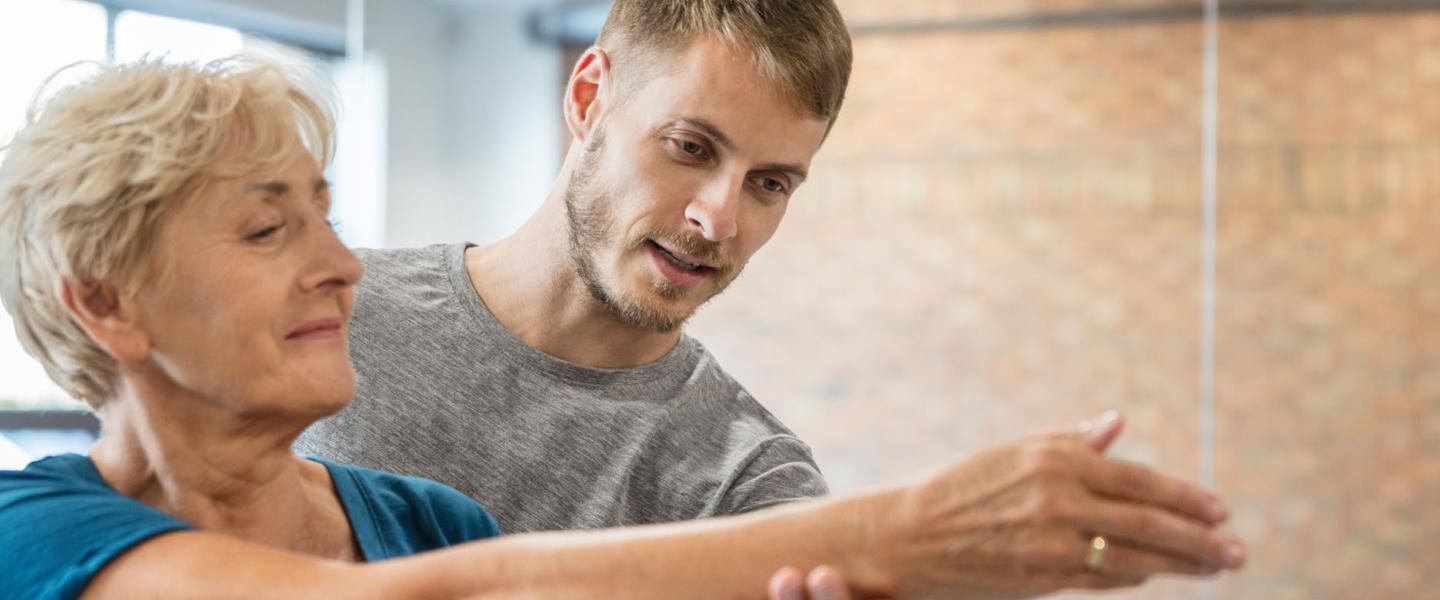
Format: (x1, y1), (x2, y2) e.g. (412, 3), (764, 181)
(316, 378), (357, 411)
(284, 368), (357, 417)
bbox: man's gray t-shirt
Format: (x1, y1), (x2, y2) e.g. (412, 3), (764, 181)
(296, 243), (828, 533)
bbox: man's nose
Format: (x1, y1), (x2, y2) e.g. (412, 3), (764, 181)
(684, 175), (742, 242)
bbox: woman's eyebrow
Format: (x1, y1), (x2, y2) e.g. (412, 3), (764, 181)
(242, 180), (290, 196)
(242, 178), (328, 197)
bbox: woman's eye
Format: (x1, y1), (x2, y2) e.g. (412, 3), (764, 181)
(247, 223), (284, 241)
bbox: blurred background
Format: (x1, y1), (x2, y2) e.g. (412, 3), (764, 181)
(1, 0), (1436, 597)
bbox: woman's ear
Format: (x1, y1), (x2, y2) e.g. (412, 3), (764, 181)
(55, 278), (150, 364)
(564, 47), (613, 144)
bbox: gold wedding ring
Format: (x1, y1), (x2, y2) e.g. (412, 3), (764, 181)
(1085, 535), (1109, 570)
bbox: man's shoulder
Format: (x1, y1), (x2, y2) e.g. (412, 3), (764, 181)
(660, 337), (829, 515)
(674, 336), (792, 430)
(350, 243), (473, 329)
(354, 243), (459, 285)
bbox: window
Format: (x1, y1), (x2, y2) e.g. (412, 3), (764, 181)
(114, 10), (245, 63)
(0, 0), (106, 412)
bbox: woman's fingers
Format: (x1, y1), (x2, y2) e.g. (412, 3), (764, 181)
(1074, 451), (1228, 525)
(1072, 496), (1243, 569)
(1077, 536), (1223, 577)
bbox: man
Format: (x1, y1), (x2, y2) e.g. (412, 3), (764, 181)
(298, 0), (850, 533)
(298, 0), (1246, 593)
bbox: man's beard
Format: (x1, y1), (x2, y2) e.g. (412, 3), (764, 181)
(563, 130), (738, 334)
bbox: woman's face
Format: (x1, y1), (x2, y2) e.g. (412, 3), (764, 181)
(131, 148), (363, 420)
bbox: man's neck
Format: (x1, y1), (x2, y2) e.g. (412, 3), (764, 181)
(88, 375), (355, 560)
(465, 194), (683, 369)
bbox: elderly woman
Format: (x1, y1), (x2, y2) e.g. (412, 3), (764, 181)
(0, 58), (1240, 600)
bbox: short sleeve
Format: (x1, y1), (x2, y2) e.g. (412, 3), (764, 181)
(0, 457), (193, 600)
(420, 480), (503, 543)
(714, 435), (830, 515)
(319, 459), (500, 560)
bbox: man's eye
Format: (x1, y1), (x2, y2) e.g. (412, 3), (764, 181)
(755, 177), (789, 195)
(674, 138), (707, 159)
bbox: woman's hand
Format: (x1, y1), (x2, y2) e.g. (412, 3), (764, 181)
(859, 412), (1246, 598)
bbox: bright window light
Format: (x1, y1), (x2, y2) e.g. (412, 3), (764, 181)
(0, 0), (106, 410)
(115, 10), (244, 64)
(0, 311), (74, 409)
(0, 0), (107, 147)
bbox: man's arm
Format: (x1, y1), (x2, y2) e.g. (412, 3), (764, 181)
(84, 416), (1244, 599)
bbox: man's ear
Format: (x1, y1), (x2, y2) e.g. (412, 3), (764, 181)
(55, 278), (150, 365)
(564, 47), (613, 144)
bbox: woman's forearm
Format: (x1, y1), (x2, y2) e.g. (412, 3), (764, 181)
(81, 489), (901, 600)
(371, 490), (901, 599)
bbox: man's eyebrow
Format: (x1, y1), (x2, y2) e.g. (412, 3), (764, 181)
(755, 162), (809, 182)
(671, 117), (735, 152)
(670, 117), (809, 180)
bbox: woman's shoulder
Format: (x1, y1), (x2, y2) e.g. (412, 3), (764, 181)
(311, 458), (501, 559)
(0, 454), (193, 600)
(0, 453), (106, 495)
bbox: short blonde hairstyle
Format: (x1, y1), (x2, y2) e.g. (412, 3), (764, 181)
(0, 57), (335, 408)
(596, 0), (853, 123)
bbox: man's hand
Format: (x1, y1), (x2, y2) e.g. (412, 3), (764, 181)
(856, 411), (1245, 598)
(768, 566), (863, 600)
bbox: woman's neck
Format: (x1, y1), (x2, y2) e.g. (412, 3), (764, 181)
(88, 375), (357, 560)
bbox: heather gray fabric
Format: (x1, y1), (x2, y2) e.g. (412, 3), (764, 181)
(296, 243), (828, 533)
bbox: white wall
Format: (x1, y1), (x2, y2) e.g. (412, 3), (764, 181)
(207, 0), (566, 248)
(446, 1), (563, 246)
(363, 0), (462, 248)
(368, 0), (564, 248)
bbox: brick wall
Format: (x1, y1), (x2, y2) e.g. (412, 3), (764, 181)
(687, 2), (1440, 597)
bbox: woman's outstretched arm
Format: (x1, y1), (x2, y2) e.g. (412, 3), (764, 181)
(83, 423), (1243, 599)
(83, 488), (891, 600)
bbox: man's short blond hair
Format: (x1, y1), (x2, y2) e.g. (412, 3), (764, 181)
(596, 0), (853, 123)
(0, 57), (335, 408)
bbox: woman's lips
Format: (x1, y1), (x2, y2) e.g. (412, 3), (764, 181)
(286, 317), (343, 340)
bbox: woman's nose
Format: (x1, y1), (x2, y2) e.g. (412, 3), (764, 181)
(302, 219), (364, 292)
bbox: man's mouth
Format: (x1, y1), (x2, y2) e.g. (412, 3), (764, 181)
(647, 239), (714, 273)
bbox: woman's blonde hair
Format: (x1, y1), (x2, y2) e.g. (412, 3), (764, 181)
(0, 57), (335, 408)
